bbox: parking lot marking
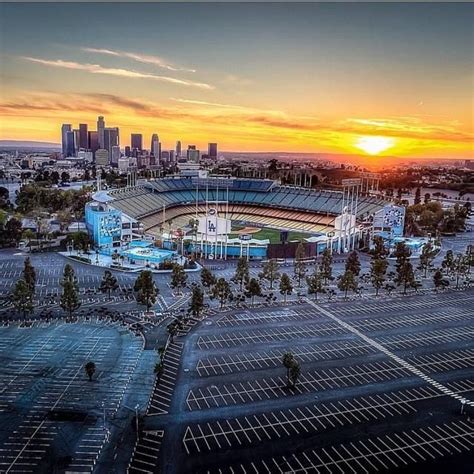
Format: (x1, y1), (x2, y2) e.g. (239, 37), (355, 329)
(306, 299), (473, 406)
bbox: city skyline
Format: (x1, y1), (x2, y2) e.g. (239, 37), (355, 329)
(0, 3), (472, 162)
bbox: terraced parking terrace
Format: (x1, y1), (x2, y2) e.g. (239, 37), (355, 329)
(143, 289), (474, 474)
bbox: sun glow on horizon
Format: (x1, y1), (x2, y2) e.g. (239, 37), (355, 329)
(355, 136), (395, 155)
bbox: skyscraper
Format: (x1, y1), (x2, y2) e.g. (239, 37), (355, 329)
(111, 145), (121, 166)
(61, 124), (71, 156)
(176, 140), (182, 159)
(151, 134), (161, 163)
(150, 134), (158, 152)
(104, 127), (119, 158)
(131, 133), (143, 151)
(97, 116), (105, 149)
(79, 124), (88, 149)
(208, 143), (218, 159)
(88, 131), (99, 154)
(65, 130), (75, 157)
(187, 146), (200, 162)
(73, 129), (80, 155)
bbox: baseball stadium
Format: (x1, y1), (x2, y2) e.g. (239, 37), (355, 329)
(85, 176), (391, 260)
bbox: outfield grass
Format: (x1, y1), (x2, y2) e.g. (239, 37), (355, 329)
(229, 226), (312, 244)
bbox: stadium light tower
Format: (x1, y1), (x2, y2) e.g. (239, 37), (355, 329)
(338, 179), (362, 253)
(360, 172), (380, 195)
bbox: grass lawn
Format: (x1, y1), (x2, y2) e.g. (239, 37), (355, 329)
(229, 226), (312, 244)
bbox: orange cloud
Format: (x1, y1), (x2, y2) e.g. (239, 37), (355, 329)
(0, 90), (472, 158)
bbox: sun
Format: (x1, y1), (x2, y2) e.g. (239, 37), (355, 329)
(355, 136), (395, 155)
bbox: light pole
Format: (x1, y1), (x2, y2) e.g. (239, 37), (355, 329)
(135, 404), (139, 438)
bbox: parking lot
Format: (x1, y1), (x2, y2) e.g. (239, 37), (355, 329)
(0, 321), (153, 473)
(145, 289), (474, 473)
(0, 250), (179, 315)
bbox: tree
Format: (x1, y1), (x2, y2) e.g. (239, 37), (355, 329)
(320, 248), (333, 284)
(466, 245), (474, 275)
(68, 231), (91, 252)
(84, 361), (96, 382)
(279, 273), (293, 302)
(244, 278), (262, 306)
(99, 270), (118, 299)
(63, 263), (76, 283)
(418, 241), (436, 277)
(441, 250), (455, 276)
(293, 242), (307, 287)
(370, 258), (388, 297)
(452, 254), (469, 289)
(337, 269), (358, 299)
(167, 318), (184, 342)
(134, 270), (158, 311)
(200, 267), (216, 290)
(22, 257), (36, 294)
(414, 187), (421, 205)
(60, 265), (81, 317)
(11, 279), (34, 320)
(0, 186), (10, 209)
(233, 257), (249, 290)
(371, 236), (388, 260)
(289, 361), (301, 388)
(22, 229), (35, 251)
(433, 269), (448, 292)
(345, 250), (361, 276)
(188, 284), (205, 319)
(393, 242), (416, 295)
(211, 278), (232, 309)
(259, 259), (280, 290)
(282, 352), (301, 388)
(306, 267), (326, 301)
(282, 352), (295, 385)
(170, 264), (187, 295)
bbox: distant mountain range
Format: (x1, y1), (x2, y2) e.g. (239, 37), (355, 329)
(0, 140), (61, 149)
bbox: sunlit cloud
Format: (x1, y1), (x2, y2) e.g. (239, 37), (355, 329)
(0, 90), (472, 160)
(169, 97), (283, 115)
(82, 47), (196, 73)
(344, 117), (473, 142)
(21, 57), (213, 90)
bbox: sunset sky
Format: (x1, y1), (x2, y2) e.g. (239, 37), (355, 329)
(0, 2), (472, 159)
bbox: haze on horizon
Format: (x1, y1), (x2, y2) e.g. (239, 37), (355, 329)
(0, 2), (472, 162)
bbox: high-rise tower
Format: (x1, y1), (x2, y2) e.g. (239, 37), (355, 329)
(151, 134), (161, 162)
(79, 124), (88, 150)
(61, 124), (72, 156)
(97, 116), (105, 149)
(131, 133), (143, 151)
